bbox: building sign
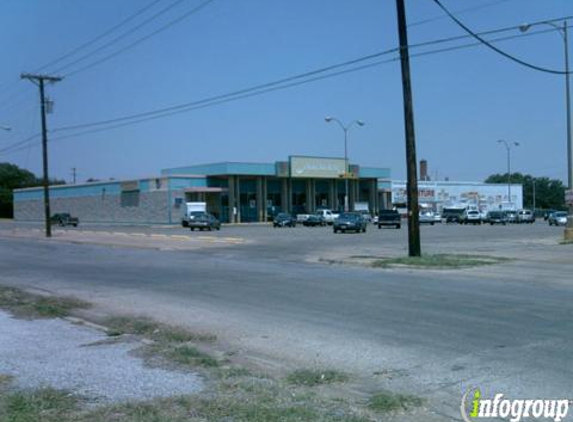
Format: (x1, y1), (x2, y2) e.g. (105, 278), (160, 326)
(290, 156), (346, 178)
(120, 180), (139, 191)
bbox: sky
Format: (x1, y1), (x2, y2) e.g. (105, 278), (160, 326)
(0, 0), (572, 184)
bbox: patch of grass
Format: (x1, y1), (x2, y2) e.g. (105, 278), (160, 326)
(286, 369), (349, 387)
(165, 344), (220, 368)
(0, 286), (90, 318)
(368, 391), (424, 413)
(0, 387), (373, 422)
(371, 254), (509, 269)
(218, 366), (253, 378)
(0, 388), (79, 422)
(103, 315), (216, 343)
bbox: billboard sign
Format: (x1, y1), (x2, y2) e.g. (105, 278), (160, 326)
(290, 156), (346, 178)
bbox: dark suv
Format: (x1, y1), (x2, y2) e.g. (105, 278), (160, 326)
(50, 213), (79, 227)
(333, 212), (367, 233)
(188, 212), (221, 231)
(273, 213), (296, 228)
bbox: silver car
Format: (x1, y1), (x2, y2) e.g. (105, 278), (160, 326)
(548, 211), (568, 226)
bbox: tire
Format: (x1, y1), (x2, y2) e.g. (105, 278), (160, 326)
(333, 228), (338, 233)
(396, 224), (401, 229)
(190, 227), (195, 231)
(431, 222), (434, 226)
(378, 225), (382, 229)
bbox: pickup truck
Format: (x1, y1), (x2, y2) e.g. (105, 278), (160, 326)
(297, 209), (339, 225)
(377, 209), (401, 229)
(50, 213), (79, 227)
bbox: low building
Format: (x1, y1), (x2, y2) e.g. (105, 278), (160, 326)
(14, 156), (391, 224)
(391, 180), (524, 213)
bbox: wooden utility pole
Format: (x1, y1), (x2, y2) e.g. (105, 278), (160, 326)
(395, 0), (421, 257)
(21, 73), (63, 238)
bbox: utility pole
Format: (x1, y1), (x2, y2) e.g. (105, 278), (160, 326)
(21, 73), (63, 238)
(395, 0), (421, 257)
(71, 167), (77, 184)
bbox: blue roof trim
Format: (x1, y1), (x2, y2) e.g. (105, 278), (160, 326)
(360, 167), (391, 179)
(162, 162), (276, 176)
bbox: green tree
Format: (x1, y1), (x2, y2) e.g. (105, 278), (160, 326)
(0, 163), (65, 218)
(485, 173), (566, 211)
(0, 163), (41, 218)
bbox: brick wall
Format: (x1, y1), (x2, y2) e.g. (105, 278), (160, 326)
(14, 190), (174, 224)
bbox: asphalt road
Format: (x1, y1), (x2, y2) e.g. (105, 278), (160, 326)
(1, 221), (572, 420)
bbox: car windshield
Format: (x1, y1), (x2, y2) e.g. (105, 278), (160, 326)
(339, 213), (359, 220)
(554, 212), (567, 217)
(190, 211), (205, 217)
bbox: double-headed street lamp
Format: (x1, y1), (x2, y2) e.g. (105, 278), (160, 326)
(325, 116), (365, 212)
(520, 20), (572, 231)
(497, 139), (519, 207)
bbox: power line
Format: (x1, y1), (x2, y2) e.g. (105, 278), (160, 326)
(52, 0), (191, 75)
(2, 20), (570, 154)
(53, 17), (569, 135)
(430, 0), (572, 75)
(0, 0), (165, 108)
(62, 0), (217, 78)
(37, 0), (164, 73)
(49, 27), (567, 143)
(409, 0), (517, 27)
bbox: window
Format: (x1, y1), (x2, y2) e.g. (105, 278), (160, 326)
(121, 191), (140, 207)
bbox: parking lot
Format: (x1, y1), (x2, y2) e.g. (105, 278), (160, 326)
(1, 218), (569, 274)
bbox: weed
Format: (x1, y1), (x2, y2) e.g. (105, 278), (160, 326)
(286, 369), (349, 387)
(368, 391), (423, 412)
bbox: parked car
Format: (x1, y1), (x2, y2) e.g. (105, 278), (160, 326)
(505, 211), (518, 224)
(273, 212), (296, 228)
(544, 209), (557, 221)
(419, 211), (436, 225)
(333, 212), (367, 233)
(188, 212), (221, 231)
(485, 210), (507, 225)
(442, 207), (465, 224)
(182, 211), (208, 228)
(50, 213), (79, 227)
(377, 209), (401, 229)
(461, 210), (482, 225)
(314, 209), (339, 225)
(548, 211), (568, 226)
(357, 210), (373, 223)
(303, 214), (325, 227)
(517, 209), (535, 224)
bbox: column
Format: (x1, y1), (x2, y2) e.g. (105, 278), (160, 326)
(369, 179), (376, 213)
(262, 177), (268, 222)
(228, 176), (235, 223)
(236, 176), (241, 223)
(305, 179), (312, 213)
(256, 177), (263, 222)
(281, 178), (288, 214)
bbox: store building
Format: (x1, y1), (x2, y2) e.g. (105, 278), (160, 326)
(391, 180), (524, 213)
(14, 156), (391, 224)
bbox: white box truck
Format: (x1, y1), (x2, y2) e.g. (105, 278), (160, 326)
(181, 202), (207, 227)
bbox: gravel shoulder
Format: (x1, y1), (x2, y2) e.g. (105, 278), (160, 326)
(0, 310), (203, 403)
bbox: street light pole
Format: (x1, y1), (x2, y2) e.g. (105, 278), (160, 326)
(520, 20), (572, 233)
(325, 117), (364, 212)
(497, 140), (519, 207)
